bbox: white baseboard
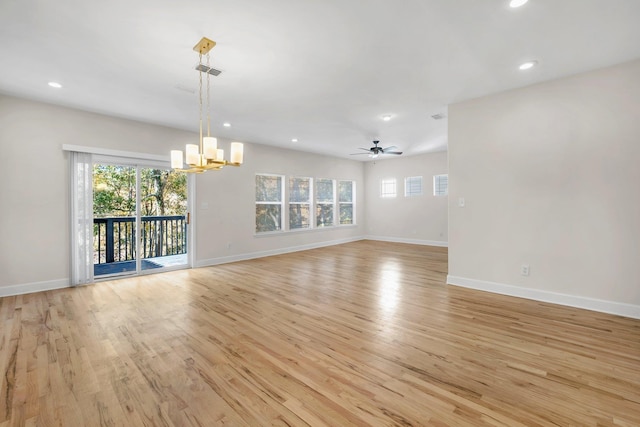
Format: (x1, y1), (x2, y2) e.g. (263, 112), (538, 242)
(365, 235), (448, 247)
(196, 236), (365, 268)
(447, 275), (640, 320)
(0, 278), (71, 298)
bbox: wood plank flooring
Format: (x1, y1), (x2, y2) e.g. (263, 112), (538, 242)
(1, 240), (639, 426)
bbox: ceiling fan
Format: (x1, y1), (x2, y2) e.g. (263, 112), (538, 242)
(350, 140), (403, 158)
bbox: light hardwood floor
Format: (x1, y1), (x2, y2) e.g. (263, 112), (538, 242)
(1, 241), (639, 426)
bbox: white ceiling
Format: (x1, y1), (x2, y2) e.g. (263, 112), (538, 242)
(1, 0), (640, 160)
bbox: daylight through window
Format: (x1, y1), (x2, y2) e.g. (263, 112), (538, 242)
(380, 178), (397, 198)
(433, 174), (448, 196)
(316, 178), (335, 227)
(255, 174), (284, 232)
(256, 174), (355, 233)
(289, 177), (312, 230)
(338, 180), (355, 225)
(404, 176), (423, 197)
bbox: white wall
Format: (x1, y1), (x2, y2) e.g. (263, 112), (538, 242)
(193, 142), (365, 265)
(448, 59), (640, 318)
(364, 152), (448, 246)
(0, 95), (195, 291)
(0, 95), (364, 293)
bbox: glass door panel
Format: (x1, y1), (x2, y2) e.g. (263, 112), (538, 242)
(93, 164), (137, 277)
(139, 168), (188, 271)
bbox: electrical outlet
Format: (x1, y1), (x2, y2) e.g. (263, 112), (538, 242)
(521, 264), (530, 276)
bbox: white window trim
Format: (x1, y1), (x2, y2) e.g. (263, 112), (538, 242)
(380, 178), (397, 198)
(315, 178), (336, 228)
(63, 144), (168, 163)
(338, 180), (356, 226)
(404, 176), (423, 197)
(289, 176), (313, 230)
(433, 174), (448, 196)
(255, 174), (358, 235)
(255, 173), (285, 233)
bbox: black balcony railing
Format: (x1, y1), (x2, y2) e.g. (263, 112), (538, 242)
(94, 215), (187, 265)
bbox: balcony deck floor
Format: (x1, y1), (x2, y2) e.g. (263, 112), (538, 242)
(94, 254), (187, 276)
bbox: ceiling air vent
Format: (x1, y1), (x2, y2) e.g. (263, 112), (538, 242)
(431, 113), (447, 120)
(195, 64), (222, 76)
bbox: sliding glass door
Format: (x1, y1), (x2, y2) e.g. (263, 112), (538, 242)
(92, 160), (189, 278)
(139, 168), (188, 272)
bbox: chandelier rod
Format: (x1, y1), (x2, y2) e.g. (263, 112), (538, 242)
(199, 51), (204, 165)
(206, 50), (211, 139)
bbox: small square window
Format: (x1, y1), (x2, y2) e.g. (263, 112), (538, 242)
(380, 178), (396, 198)
(433, 174), (448, 196)
(404, 176), (422, 197)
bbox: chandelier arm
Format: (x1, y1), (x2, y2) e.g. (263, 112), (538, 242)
(176, 161), (240, 173)
(176, 159), (242, 174)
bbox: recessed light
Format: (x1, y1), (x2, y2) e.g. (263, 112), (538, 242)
(509, 0), (529, 8)
(382, 115), (392, 121)
(48, 81), (62, 88)
(519, 60), (538, 70)
(291, 138), (298, 143)
(223, 122), (231, 127)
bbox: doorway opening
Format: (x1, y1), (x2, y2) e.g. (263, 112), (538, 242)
(92, 161), (189, 278)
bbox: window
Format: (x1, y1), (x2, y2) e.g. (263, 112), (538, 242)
(434, 174), (448, 196)
(289, 177), (312, 230)
(255, 174), (284, 232)
(380, 178), (396, 198)
(404, 176), (422, 197)
(338, 180), (355, 225)
(316, 178), (335, 227)
(255, 174), (357, 233)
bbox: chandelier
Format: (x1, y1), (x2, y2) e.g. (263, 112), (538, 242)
(171, 37), (244, 173)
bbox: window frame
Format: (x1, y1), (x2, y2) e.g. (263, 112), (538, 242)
(255, 173), (285, 233)
(288, 176), (313, 230)
(380, 177), (397, 198)
(338, 180), (355, 225)
(404, 176), (423, 197)
(433, 174), (448, 197)
(315, 178), (336, 228)
(255, 174), (357, 235)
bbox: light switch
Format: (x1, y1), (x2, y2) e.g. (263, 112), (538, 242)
(201, 202), (209, 210)
(458, 197), (465, 207)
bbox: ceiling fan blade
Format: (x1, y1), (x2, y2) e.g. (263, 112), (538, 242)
(350, 152), (370, 155)
(385, 151), (403, 155)
(358, 147), (371, 151)
(382, 146), (397, 151)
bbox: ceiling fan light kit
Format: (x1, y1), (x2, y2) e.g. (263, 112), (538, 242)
(170, 37), (244, 173)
